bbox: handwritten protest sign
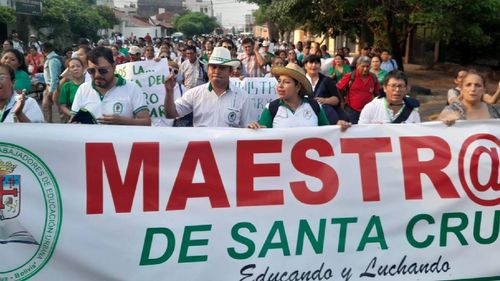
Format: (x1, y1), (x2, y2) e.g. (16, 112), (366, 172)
(230, 77), (277, 121)
(116, 59), (171, 126)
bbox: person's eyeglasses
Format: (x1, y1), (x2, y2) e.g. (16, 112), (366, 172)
(169, 68), (179, 75)
(223, 46), (232, 50)
(387, 84), (406, 90)
(0, 74), (10, 82)
(87, 67), (110, 75)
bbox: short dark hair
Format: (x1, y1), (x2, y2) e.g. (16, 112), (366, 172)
(242, 37), (254, 45)
(185, 45), (196, 53)
(2, 49), (28, 73)
(42, 42), (54, 52)
(88, 46), (114, 65)
(67, 57), (84, 68)
(383, 70), (408, 86)
(303, 54), (321, 64)
(78, 45), (92, 55)
(0, 63), (15, 82)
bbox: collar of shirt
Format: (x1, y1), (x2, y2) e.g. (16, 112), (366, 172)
(0, 94), (15, 121)
(306, 73), (319, 91)
(208, 82), (231, 94)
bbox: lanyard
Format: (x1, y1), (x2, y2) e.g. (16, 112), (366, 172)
(383, 98), (404, 122)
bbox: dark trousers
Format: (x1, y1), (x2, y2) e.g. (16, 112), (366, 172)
(344, 104), (361, 124)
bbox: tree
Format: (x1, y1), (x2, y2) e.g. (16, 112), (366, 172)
(173, 12), (219, 38)
(32, 0), (120, 49)
(0, 6), (16, 25)
(241, 0), (500, 68)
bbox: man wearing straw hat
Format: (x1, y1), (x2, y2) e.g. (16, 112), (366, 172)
(163, 47), (251, 127)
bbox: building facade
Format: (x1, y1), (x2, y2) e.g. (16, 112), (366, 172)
(183, 0), (213, 17)
(137, 0), (184, 18)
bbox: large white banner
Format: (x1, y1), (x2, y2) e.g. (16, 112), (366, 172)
(0, 121), (499, 280)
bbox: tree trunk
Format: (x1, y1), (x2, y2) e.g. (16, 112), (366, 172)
(386, 11), (405, 71)
(267, 21), (279, 41)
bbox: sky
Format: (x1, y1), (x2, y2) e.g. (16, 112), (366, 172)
(113, 0), (259, 28)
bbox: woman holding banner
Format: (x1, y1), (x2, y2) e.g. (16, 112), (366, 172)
(248, 63), (331, 128)
(439, 70), (500, 125)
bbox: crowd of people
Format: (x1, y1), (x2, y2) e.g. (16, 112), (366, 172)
(1, 31), (499, 129)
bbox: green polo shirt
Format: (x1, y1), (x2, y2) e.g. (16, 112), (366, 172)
(59, 80), (83, 107)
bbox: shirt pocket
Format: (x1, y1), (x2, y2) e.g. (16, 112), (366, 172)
(224, 107), (241, 127)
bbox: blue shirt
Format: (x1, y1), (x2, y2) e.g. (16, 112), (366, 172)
(380, 59), (398, 72)
(43, 51), (62, 92)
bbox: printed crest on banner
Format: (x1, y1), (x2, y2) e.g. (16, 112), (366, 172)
(0, 143), (62, 280)
(0, 173), (21, 221)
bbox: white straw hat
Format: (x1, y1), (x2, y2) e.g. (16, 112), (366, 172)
(208, 47), (241, 67)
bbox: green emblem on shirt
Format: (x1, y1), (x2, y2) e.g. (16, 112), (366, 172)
(113, 102), (123, 114)
(228, 111), (237, 123)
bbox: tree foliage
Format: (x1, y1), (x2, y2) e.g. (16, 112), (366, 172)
(0, 6), (16, 25)
(173, 12), (219, 37)
(32, 0), (119, 48)
(241, 0), (500, 66)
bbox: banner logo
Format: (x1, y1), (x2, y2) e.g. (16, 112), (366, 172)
(0, 143), (62, 280)
(0, 174), (21, 220)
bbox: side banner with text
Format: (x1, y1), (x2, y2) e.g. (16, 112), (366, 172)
(0, 121), (498, 280)
(230, 77), (277, 121)
(115, 59), (170, 126)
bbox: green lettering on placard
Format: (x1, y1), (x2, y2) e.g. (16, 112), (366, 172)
(357, 215), (388, 251)
(331, 217), (358, 252)
(150, 107), (158, 118)
(227, 222), (257, 259)
(406, 214), (435, 248)
(473, 210), (499, 244)
(135, 79), (143, 87)
(158, 105), (166, 117)
(139, 227), (176, 265)
(295, 219), (326, 255)
(178, 224), (212, 263)
(258, 221), (290, 257)
(440, 212), (468, 246)
(149, 93), (159, 104)
(133, 65), (145, 75)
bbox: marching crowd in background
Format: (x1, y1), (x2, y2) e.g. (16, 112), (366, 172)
(0, 31), (499, 129)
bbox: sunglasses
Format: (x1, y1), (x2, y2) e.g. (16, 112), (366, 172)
(87, 67), (110, 75)
(169, 68), (179, 75)
(223, 46), (232, 50)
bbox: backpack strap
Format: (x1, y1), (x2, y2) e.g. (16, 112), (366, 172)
(306, 97), (321, 117)
(370, 73), (380, 96)
(268, 99), (281, 120)
(392, 97), (419, 123)
(343, 71), (356, 106)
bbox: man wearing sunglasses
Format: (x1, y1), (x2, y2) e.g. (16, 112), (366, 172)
(71, 47), (150, 125)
